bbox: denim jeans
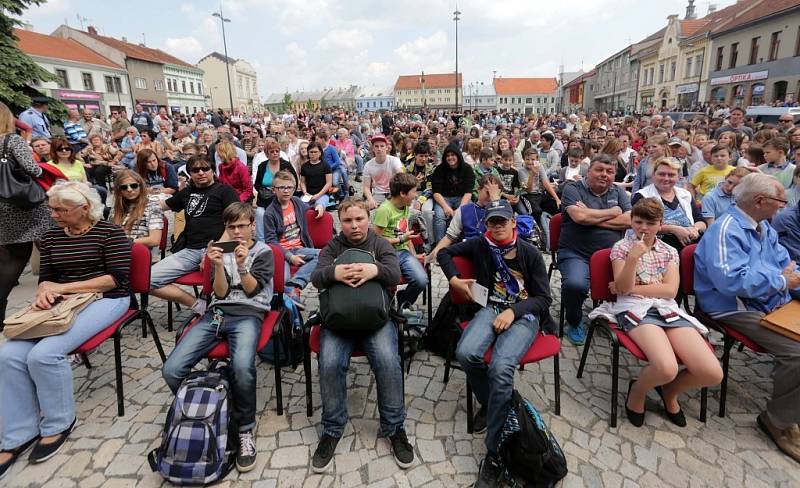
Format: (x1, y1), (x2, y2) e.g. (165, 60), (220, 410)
(355, 155), (365, 176)
(284, 247), (320, 289)
(332, 166), (349, 196)
(255, 206), (266, 242)
(455, 306), (539, 454)
(396, 250), (428, 308)
(0, 297), (130, 449)
(311, 194), (330, 209)
(319, 321), (406, 438)
(557, 248), (590, 329)
(162, 312), (261, 432)
(150, 247), (206, 289)
(433, 196), (464, 243)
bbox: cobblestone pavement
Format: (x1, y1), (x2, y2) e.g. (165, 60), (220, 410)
(2, 221), (797, 488)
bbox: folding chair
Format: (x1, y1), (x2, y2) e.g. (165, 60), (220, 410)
(158, 215), (169, 260)
(577, 248), (709, 427)
(679, 244), (765, 418)
(166, 258), (212, 332)
(175, 243), (291, 415)
(546, 213), (566, 337)
(441, 256), (561, 433)
(72, 243), (167, 416)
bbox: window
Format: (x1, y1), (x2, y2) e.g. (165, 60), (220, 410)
(81, 72), (94, 91)
(104, 75), (116, 93)
(729, 43), (739, 68)
(685, 57), (693, 78)
(796, 26), (800, 56)
(198, 84), (203, 95)
(658, 64), (664, 83)
(670, 61), (676, 81)
(114, 77), (122, 93)
(182, 80), (187, 93)
(750, 37), (760, 64)
(551, 97), (555, 103)
(649, 67), (654, 85)
(715, 46), (724, 71)
(526, 97), (533, 103)
(190, 82), (194, 94)
(694, 54), (703, 76)
(154, 79), (164, 91)
(769, 31), (781, 61)
(134, 77), (146, 89)
(55, 69), (69, 88)
(166, 79), (172, 91)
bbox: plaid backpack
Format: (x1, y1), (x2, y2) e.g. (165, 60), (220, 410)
(148, 361), (236, 485)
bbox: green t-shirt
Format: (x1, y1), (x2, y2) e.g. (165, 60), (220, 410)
(374, 199), (412, 252)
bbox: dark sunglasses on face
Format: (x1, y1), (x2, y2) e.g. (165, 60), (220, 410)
(57, 147), (72, 152)
(119, 183), (140, 191)
(190, 166), (212, 174)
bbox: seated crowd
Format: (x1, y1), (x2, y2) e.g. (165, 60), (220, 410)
(2, 102), (800, 487)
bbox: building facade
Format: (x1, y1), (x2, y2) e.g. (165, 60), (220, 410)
(355, 86), (395, 113)
(197, 53), (260, 114)
(494, 78), (558, 115)
(16, 28), (131, 116)
(562, 69), (596, 114)
(394, 73), (463, 109)
(163, 63), (206, 115)
(463, 81), (496, 112)
(593, 47), (639, 113)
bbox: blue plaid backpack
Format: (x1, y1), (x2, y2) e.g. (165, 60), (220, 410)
(148, 361), (236, 485)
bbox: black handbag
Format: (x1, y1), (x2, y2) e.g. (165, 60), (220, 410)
(0, 135), (46, 209)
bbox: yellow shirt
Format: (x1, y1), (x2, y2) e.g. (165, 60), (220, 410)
(50, 159), (87, 182)
(691, 165), (732, 197)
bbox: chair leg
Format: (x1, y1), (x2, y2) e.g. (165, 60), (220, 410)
(577, 321), (597, 378)
(426, 268), (433, 325)
(114, 333), (125, 417)
(273, 332), (283, 416)
(719, 337), (734, 418)
(82, 353), (92, 369)
(304, 342), (313, 418)
(700, 387), (708, 423)
(610, 342), (620, 428)
(147, 314), (167, 362)
(737, 342), (745, 353)
(167, 302), (174, 332)
(547, 261), (554, 281)
(443, 329), (456, 383)
(466, 381), (474, 434)
(142, 313), (147, 338)
(558, 301), (565, 338)
(553, 353), (561, 416)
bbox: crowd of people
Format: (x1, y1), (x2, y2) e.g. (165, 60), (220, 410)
(1, 96), (800, 487)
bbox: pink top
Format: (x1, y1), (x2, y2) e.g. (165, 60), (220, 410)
(218, 157), (253, 202)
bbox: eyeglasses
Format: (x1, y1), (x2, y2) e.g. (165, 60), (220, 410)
(56, 147), (72, 152)
(189, 166), (212, 174)
(779, 119), (794, 123)
(760, 195), (788, 205)
(273, 185), (294, 192)
(119, 183), (140, 191)
(48, 205), (79, 215)
(242, 130), (252, 134)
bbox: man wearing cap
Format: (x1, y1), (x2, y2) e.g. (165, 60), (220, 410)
(438, 199), (553, 488)
(362, 134), (404, 209)
(667, 137), (692, 187)
(19, 97), (51, 139)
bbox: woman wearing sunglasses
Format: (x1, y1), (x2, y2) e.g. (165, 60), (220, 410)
(48, 137), (108, 204)
(108, 170), (164, 258)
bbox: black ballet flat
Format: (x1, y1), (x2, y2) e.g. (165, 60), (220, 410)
(626, 380), (645, 427)
(655, 386), (687, 427)
(0, 436), (40, 480)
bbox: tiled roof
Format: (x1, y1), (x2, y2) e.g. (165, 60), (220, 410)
(198, 51), (237, 65)
(85, 31), (195, 68)
(711, 0), (800, 35)
(679, 19), (710, 37)
(394, 73), (462, 90)
(15, 28), (122, 69)
(494, 78), (558, 95)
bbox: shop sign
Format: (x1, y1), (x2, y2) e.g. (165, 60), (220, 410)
(710, 70), (768, 86)
(56, 90), (100, 100)
(677, 83), (698, 94)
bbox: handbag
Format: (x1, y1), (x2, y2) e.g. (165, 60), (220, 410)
(0, 134), (47, 209)
(3, 292), (102, 339)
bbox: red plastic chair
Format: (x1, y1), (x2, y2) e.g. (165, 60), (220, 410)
(547, 213), (566, 337)
(71, 243), (167, 417)
(288, 209), (335, 276)
(441, 256), (561, 432)
(166, 255), (213, 332)
(576, 248), (710, 427)
(679, 244), (765, 418)
(158, 215), (169, 260)
(175, 243), (290, 415)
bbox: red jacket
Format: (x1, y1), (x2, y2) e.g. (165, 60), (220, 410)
(218, 158), (253, 202)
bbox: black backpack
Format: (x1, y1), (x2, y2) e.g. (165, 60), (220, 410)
(319, 248), (390, 332)
(422, 291), (472, 358)
(498, 390), (568, 488)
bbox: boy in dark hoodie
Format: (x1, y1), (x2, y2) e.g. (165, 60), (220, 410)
(430, 143), (475, 242)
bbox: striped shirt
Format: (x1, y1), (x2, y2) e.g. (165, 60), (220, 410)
(63, 120), (88, 145)
(39, 220), (132, 298)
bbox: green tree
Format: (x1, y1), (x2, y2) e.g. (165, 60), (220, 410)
(0, 0), (64, 118)
(306, 99), (314, 111)
(281, 93), (292, 113)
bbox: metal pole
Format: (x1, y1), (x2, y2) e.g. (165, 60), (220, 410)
(214, 5), (235, 113)
(454, 7), (461, 113)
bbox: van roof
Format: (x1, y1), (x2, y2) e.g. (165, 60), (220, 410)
(745, 106), (800, 116)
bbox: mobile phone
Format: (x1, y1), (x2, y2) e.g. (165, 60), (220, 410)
(214, 240), (240, 253)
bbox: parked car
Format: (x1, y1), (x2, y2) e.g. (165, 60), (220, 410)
(746, 106), (800, 125)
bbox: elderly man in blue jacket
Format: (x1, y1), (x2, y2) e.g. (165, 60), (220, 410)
(695, 173), (800, 463)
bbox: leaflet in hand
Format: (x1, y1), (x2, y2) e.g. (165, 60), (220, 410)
(470, 282), (488, 307)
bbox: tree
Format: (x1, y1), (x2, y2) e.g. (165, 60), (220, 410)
(0, 0), (65, 118)
(281, 93), (292, 113)
(306, 99), (314, 111)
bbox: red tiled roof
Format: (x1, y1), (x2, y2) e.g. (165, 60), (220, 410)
(711, 0), (800, 35)
(494, 78), (558, 95)
(15, 28), (122, 69)
(85, 31), (195, 68)
(679, 19), (710, 37)
(395, 73), (462, 90)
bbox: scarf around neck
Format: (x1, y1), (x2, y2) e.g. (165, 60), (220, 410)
(483, 229), (520, 298)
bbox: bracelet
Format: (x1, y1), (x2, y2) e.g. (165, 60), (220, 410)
(238, 267), (249, 275)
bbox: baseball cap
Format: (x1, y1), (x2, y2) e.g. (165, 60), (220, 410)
(667, 137), (683, 146)
(484, 200), (514, 223)
(370, 134), (389, 144)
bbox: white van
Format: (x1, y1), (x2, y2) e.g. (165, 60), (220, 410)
(745, 106), (800, 125)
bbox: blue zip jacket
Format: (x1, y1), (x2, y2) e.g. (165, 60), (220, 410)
(694, 205), (796, 316)
(323, 144), (342, 170)
(773, 205), (800, 262)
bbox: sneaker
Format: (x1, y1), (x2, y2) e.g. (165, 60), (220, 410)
(355, 175), (362, 183)
(474, 453), (503, 488)
(566, 323), (586, 346)
(757, 412), (800, 463)
(473, 406), (488, 434)
(236, 430), (257, 472)
(389, 430), (414, 468)
(311, 434), (340, 473)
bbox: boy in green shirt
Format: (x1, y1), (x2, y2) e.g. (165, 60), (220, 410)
(373, 173), (428, 310)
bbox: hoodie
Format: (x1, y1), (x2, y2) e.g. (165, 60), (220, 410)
(431, 143), (475, 198)
(311, 229), (401, 290)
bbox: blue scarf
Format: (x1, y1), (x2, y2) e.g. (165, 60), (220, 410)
(484, 229), (520, 298)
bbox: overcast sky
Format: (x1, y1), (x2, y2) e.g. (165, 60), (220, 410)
(23, 0), (737, 99)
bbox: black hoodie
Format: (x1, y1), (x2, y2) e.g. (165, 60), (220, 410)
(431, 143), (475, 198)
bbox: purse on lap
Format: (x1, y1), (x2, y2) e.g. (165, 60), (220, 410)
(3, 292), (102, 339)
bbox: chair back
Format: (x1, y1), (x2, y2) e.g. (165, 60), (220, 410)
(589, 248), (615, 303)
(450, 256), (476, 306)
(305, 209), (334, 249)
(199, 255), (213, 296)
(268, 243), (285, 294)
(158, 215), (169, 254)
(549, 213), (562, 255)
(679, 244), (697, 297)
(130, 243), (152, 294)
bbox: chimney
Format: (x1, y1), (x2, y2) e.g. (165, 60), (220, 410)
(87, 25), (97, 35)
(685, 0), (697, 19)
(708, 3), (717, 14)
(121, 36), (127, 42)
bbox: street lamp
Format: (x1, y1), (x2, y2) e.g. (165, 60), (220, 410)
(453, 6), (461, 113)
(212, 5), (235, 113)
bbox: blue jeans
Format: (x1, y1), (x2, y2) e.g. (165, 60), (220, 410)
(455, 306), (539, 454)
(162, 312), (261, 432)
(319, 321), (406, 438)
(284, 247), (320, 289)
(310, 194), (330, 209)
(355, 155), (365, 175)
(557, 248), (590, 329)
(150, 247), (206, 289)
(396, 250), (428, 308)
(255, 206), (266, 242)
(433, 196), (463, 243)
(0, 297), (130, 449)
(332, 166), (349, 196)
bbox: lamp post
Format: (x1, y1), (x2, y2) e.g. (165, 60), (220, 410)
(453, 6), (461, 113)
(212, 5), (235, 114)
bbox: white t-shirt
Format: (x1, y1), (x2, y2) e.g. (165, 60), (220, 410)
(565, 165), (581, 181)
(363, 155), (404, 194)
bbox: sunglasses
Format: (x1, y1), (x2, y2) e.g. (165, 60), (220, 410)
(190, 166), (212, 174)
(119, 183), (140, 191)
(779, 119), (793, 123)
(56, 147), (72, 152)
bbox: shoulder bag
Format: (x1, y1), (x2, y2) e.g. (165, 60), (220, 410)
(0, 134), (46, 209)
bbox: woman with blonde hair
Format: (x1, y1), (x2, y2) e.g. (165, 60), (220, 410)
(109, 169), (164, 253)
(216, 141), (253, 202)
(0, 181), (131, 477)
